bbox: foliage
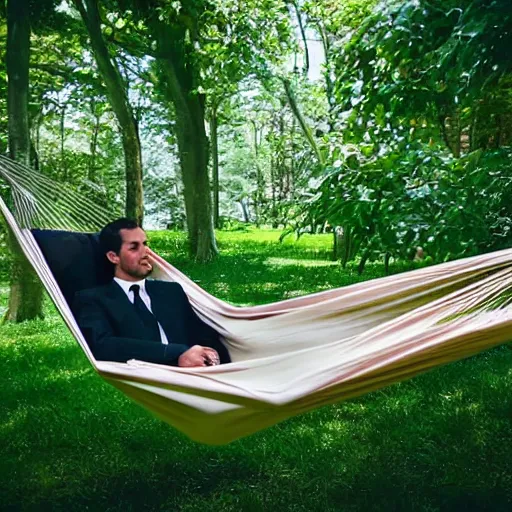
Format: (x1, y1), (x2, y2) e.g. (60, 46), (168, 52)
(301, 141), (512, 267)
(281, 0), (512, 271)
(332, 0), (512, 145)
(1, 0), (511, 270)
(304, 0), (379, 36)
(142, 135), (186, 230)
(216, 127), (259, 223)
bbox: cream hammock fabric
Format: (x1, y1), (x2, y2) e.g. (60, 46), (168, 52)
(1, 156), (512, 445)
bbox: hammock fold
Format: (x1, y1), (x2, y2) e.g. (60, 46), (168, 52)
(1, 156), (511, 444)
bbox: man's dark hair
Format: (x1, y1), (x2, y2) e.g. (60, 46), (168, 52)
(99, 218), (139, 255)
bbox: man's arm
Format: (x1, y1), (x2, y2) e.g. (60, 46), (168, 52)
(179, 287), (231, 364)
(73, 293), (190, 365)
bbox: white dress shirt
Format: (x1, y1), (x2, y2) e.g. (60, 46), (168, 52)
(113, 277), (169, 345)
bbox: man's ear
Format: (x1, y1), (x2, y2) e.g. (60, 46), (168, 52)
(106, 251), (120, 265)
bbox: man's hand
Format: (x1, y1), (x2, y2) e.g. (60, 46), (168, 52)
(178, 345), (220, 368)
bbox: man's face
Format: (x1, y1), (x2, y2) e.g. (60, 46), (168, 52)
(107, 227), (153, 281)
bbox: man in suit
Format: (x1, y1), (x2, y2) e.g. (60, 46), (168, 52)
(73, 218), (230, 367)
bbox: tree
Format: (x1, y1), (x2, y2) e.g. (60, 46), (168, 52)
(97, 0), (292, 261)
(294, 0), (512, 271)
(209, 96), (222, 229)
(3, 0), (44, 322)
(72, 0), (144, 224)
(148, 6), (218, 261)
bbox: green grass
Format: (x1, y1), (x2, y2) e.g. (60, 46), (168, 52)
(149, 228), (421, 305)
(1, 228), (511, 511)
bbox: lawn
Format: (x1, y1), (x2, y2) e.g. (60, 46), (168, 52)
(1, 228), (511, 511)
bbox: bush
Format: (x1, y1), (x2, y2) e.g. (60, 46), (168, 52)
(299, 143), (512, 270)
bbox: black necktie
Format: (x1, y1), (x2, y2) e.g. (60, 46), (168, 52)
(129, 284), (161, 342)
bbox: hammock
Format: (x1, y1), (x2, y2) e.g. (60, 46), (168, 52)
(1, 155), (512, 445)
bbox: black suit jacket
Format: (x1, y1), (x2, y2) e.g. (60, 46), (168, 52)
(73, 280), (230, 366)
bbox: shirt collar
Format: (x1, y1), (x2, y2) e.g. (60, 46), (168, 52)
(113, 277), (147, 296)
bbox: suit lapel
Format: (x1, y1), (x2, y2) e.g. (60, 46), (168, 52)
(105, 280), (147, 336)
(146, 280), (165, 323)
(146, 281), (181, 342)
(106, 280), (129, 302)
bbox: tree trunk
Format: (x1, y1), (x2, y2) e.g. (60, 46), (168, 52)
(74, 0), (144, 224)
(210, 104), (220, 229)
(60, 104), (67, 179)
(35, 113), (41, 156)
(282, 77), (324, 165)
(384, 252), (391, 275)
(341, 224), (352, 268)
(89, 110), (101, 181)
(289, 117), (296, 199)
(238, 199), (250, 223)
(7, 2), (30, 166)
(4, 0), (44, 323)
(278, 112), (286, 205)
(291, 0), (309, 75)
(177, 115), (217, 261)
(31, 109), (42, 170)
(270, 152), (277, 227)
(439, 111), (461, 157)
(316, 22), (335, 131)
(252, 120), (263, 227)
(332, 226), (345, 261)
(156, 29), (218, 262)
(358, 249), (370, 275)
